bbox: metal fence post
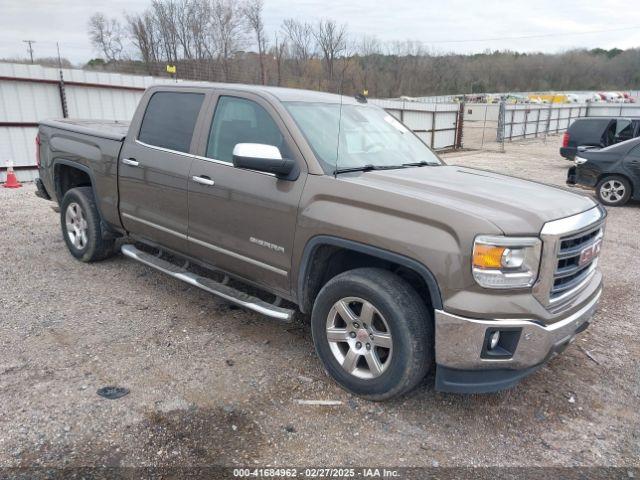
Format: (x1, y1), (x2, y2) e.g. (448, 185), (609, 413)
(543, 103), (552, 143)
(497, 101), (506, 152)
(58, 70), (68, 118)
(455, 102), (464, 149)
(480, 103), (488, 149)
(430, 111), (436, 148)
(56, 43), (69, 119)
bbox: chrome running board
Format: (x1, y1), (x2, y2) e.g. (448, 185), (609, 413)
(121, 244), (294, 322)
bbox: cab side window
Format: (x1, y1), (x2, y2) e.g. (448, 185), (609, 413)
(206, 96), (287, 162)
(138, 91), (204, 153)
(615, 119), (633, 142)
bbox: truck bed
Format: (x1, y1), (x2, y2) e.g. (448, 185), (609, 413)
(38, 118), (128, 230)
(39, 119), (130, 141)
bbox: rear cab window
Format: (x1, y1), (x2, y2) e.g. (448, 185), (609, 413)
(138, 91), (205, 153)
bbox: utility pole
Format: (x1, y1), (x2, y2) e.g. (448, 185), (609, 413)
(23, 40), (35, 63)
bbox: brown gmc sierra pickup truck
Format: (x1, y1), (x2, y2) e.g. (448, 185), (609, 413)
(35, 84), (606, 399)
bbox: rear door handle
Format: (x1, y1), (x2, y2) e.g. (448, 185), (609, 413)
(192, 175), (215, 186)
(122, 158), (140, 167)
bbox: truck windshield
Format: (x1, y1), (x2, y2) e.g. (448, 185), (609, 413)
(284, 102), (442, 174)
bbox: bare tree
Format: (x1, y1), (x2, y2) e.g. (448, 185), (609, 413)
(91, 5), (640, 97)
(314, 19), (347, 88)
(212, 0), (247, 81)
(244, 0), (267, 85)
(282, 18), (315, 78)
(173, 0), (195, 59)
(356, 35), (381, 94)
(88, 13), (124, 62)
(188, 0), (212, 61)
(272, 33), (287, 86)
(126, 11), (160, 71)
(151, 0), (180, 62)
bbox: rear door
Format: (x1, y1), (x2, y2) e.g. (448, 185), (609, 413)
(118, 88), (208, 254)
(624, 143), (640, 188)
(187, 91), (307, 294)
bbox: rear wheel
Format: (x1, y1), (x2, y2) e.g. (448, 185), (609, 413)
(60, 187), (116, 262)
(596, 175), (631, 206)
(311, 268), (433, 401)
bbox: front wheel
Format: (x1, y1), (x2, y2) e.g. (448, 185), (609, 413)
(311, 268), (433, 401)
(596, 175), (631, 206)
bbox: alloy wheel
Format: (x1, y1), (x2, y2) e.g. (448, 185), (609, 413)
(325, 297), (393, 379)
(600, 180), (626, 203)
(65, 202), (89, 250)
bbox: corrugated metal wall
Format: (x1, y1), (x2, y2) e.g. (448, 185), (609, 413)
(369, 99), (460, 150)
(0, 62), (462, 182)
(0, 62), (178, 180)
(501, 102), (640, 141)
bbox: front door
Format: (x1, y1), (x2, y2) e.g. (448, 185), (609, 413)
(118, 89), (206, 253)
(187, 93), (307, 294)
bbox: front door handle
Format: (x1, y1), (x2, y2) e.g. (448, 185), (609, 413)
(122, 158), (140, 167)
(192, 175), (215, 186)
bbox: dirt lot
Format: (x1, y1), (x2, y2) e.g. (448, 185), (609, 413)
(0, 137), (639, 472)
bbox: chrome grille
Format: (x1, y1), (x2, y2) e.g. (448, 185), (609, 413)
(533, 206), (606, 314)
(550, 223), (603, 302)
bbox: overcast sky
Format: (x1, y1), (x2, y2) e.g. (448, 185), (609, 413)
(2, 0), (640, 64)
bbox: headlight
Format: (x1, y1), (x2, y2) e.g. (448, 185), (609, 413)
(472, 235), (542, 289)
(575, 156), (588, 165)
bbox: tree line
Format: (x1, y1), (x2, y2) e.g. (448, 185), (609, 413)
(85, 0), (640, 98)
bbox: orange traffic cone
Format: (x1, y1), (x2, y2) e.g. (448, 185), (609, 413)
(3, 166), (22, 188)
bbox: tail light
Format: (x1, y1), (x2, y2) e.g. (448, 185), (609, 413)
(562, 132), (570, 148)
(35, 134), (41, 168)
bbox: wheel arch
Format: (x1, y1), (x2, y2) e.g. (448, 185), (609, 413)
(296, 235), (443, 314)
(53, 159), (98, 205)
(53, 160), (118, 239)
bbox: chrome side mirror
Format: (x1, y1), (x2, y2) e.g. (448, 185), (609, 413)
(232, 143), (296, 178)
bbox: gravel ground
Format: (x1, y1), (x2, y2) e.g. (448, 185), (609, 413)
(0, 138), (638, 472)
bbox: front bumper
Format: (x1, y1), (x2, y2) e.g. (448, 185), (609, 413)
(434, 287), (601, 393)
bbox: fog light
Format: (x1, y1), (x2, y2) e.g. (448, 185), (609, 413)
(488, 331), (500, 350)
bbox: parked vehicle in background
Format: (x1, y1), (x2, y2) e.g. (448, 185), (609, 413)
(35, 83), (605, 399)
(560, 117), (640, 160)
(567, 136), (640, 206)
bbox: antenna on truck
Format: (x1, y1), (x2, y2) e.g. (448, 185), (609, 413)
(334, 88), (344, 179)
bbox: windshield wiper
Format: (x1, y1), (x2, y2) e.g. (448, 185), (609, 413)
(333, 164), (407, 174)
(401, 161), (439, 167)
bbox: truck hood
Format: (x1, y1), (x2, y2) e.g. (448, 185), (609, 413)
(344, 165), (597, 234)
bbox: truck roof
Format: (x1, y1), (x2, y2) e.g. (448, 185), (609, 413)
(150, 82), (362, 105)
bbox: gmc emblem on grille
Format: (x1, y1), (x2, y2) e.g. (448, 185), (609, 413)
(579, 239), (602, 266)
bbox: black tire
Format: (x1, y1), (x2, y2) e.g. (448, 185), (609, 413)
(311, 268), (433, 401)
(60, 186), (116, 262)
(596, 175), (632, 206)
